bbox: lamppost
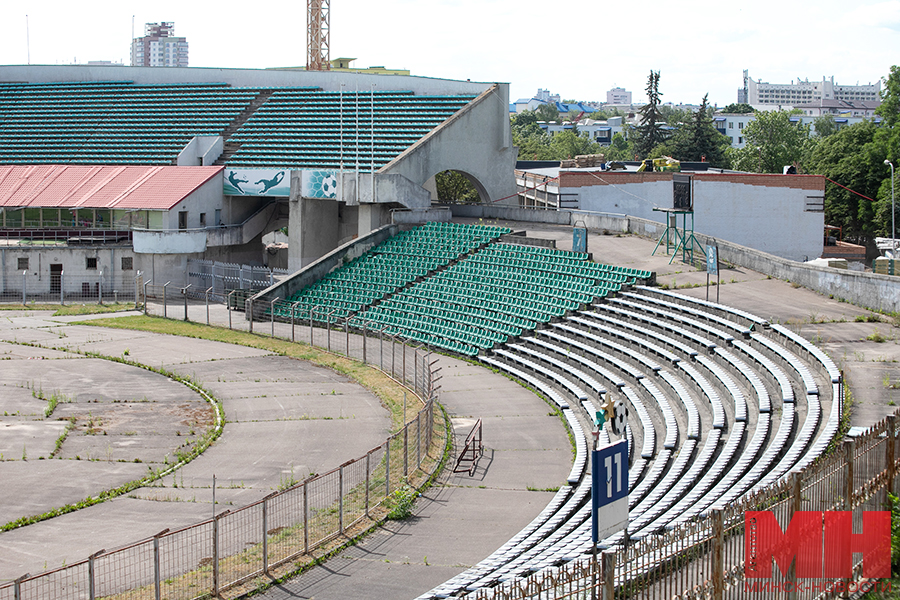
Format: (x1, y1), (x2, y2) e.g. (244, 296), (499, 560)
(886, 160), (896, 255)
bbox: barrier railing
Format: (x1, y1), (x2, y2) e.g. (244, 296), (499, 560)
(469, 397), (900, 600)
(1, 290), (442, 600)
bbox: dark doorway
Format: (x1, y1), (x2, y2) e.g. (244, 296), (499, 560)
(50, 264), (62, 294)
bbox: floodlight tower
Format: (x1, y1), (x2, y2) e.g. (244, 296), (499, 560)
(307, 0), (331, 71)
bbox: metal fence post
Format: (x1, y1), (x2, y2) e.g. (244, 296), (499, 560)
(414, 347), (418, 393)
(344, 318), (349, 357)
(134, 270), (139, 307)
(98, 270), (103, 304)
(303, 481), (309, 554)
(163, 281), (170, 318)
(416, 412), (421, 468)
(22, 270), (26, 305)
(403, 424), (409, 478)
(402, 342), (407, 385)
(601, 551), (615, 600)
(143, 280), (151, 316)
(888, 414), (896, 499)
(227, 290), (234, 329)
(712, 508), (724, 600)
(88, 550), (103, 600)
(182, 284), (191, 321)
(391, 335), (395, 377)
(248, 298), (253, 333)
(291, 302), (299, 343)
(365, 451), (371, 518)
(61, 270), (65, 306)
(327, 309), (336, 352)
(385, 439), (391, 497)
(14, 574), (28, 600)
(212, 514), (220, 597)
(271, 299), (276, 337)
(380, 327), (385, 371)
(262, 493), (270, 574)
(362, 321), (367, 364)
(153, 534), (161, 600)
(339, 464), (345, 534)
(845, 439), (854, 511)
(310, 305), (316, 345)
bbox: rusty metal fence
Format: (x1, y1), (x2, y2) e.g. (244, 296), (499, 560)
(1, 289), (441, 600)
(469, 399), (900, 600)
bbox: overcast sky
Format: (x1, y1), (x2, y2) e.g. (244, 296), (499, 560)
(3, 0), (899, 107)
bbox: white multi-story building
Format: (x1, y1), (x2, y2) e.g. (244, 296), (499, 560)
(738, 70), (880, 107)
(131, 22), (189, 68)
(606, 87), (632, 105)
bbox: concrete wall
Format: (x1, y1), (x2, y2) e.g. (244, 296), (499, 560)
(134, 230), (207, 254)
(0, 245), (137, 296)
(561, 172), (825, 262)
(0, 65), (494, 97)
(443, 203), (900, 313)
(391, 207), (452, 224)
(160, 172), (226, 230)
(177, 136), (223, 166)
(381, 84), (518, 205)
(255, 224), (400, 303)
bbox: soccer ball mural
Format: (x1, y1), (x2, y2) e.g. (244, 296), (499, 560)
(302, 170), (340, 199)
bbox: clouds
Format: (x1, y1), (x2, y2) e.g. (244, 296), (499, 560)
(2, 0), (896, 107)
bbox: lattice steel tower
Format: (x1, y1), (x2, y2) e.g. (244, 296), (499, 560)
(307, 0), (331, 70)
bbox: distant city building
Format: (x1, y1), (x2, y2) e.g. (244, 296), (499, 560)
(738, 70), (880, 106)
(131, 22), (189, 67)
(535, 88), (561, 104)
(606, 87), (632, 105)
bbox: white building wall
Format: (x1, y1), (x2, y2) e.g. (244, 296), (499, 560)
(569, 176), (823, 261)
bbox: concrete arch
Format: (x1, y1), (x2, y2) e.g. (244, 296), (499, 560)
(424, 169), (492, 205)
(379, 84), (518, 206)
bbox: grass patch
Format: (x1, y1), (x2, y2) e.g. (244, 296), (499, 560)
(0, 302), (136, 316)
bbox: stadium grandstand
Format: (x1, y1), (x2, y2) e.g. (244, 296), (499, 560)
(249, 218), (844, 599)
(0, 64), (517, 282)
(0, 63), (888, 600)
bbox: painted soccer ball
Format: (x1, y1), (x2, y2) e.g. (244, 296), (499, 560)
(321, 175), (338, 196)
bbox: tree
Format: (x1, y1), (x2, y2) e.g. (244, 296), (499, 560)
(813, 114), (838, 138)
(435, 170), (480, 204)
(632, 71), (669, 158)
(726, 110), (812, 173)
(722, 103), (754, 114)
(877, 65), (900, 129)
(549, 130), (601, 159)
(534, 103), (560, 123)
(668, 94), (730, 167)
(511, 111), (554, 160)
(603, 133), (633, 161)
(805, 120), (887, 241)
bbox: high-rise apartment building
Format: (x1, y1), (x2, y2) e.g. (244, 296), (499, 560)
(738, 70), (880, 106)
(131, 22), (189, 67)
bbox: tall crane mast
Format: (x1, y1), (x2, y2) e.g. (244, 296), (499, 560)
(307, 0), (331, 71)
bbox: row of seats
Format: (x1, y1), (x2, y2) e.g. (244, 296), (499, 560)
(420, 284), (840, 597)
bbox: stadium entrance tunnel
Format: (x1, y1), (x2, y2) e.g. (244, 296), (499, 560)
(425, 170), (491, 205)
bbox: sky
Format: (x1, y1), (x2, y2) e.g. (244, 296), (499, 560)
(3, 0), (899, 108)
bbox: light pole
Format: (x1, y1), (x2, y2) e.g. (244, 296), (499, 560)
(886, 160), (896, 255)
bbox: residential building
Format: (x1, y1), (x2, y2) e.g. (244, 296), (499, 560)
(739, 70), (880, 107)
(131, 22), (189, 68)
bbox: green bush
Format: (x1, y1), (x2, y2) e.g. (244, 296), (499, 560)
(386, 485), (418, 520)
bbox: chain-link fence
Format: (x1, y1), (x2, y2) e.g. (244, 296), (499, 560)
(0, 269), (142, 304)
(1, 288), (442, 600)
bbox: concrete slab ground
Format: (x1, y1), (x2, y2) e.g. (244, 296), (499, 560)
(0, 315), (392, 581)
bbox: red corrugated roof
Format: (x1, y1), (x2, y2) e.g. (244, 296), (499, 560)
(0, 165), (223, 210)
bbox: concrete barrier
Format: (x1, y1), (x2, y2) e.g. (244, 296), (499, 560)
(443, 203), (899, 313)
(252, 223), (400, 303)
